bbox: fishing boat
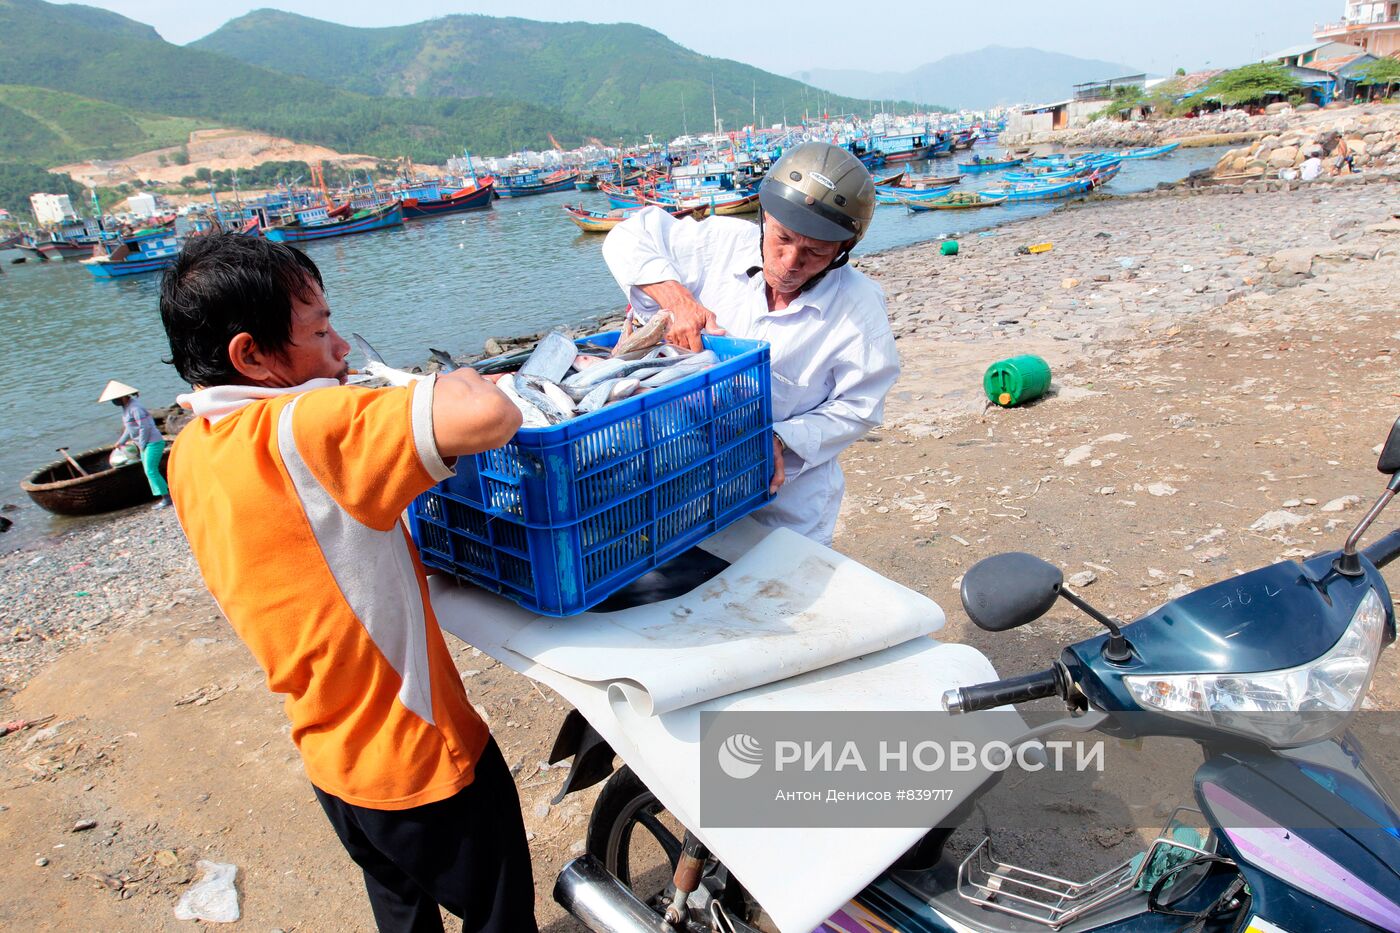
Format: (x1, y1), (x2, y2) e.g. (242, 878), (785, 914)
(495, 169), (580, 197)
(1003, 158), (1121, 184)
(904, 191), (1007, 212)
(900, 172), (964, 188)
(575, 174), (601, 191)
(1029, 152), (1094, 167)
(82, 231), (181, 278)
(1103, 142), (1180, 160)
(875, 129), (941, 163)
(21, 442), (172, 516)
(871, 171), (907, 188)
(264, 201), (404, 243)
(874, 184), (952, 205)
(399, 182), (494, 219)
(980, 178), (1093, 202)
(957, 156), (1024, 174)
(562, 202), (708, 233)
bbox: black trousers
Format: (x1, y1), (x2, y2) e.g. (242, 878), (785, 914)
(314, 738), (538, 933)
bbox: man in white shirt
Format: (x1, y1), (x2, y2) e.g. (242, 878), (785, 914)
(602, 142), (900, 544)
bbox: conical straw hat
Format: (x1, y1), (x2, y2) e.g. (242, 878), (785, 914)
(98, 380), (139, 403)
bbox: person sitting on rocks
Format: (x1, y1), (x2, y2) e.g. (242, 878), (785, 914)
(1329, 135), (1357, 175)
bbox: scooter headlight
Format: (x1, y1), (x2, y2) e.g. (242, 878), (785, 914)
(1124, 588), (1386, 747)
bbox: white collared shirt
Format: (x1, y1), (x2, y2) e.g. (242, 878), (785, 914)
(602, 207), (900, 543)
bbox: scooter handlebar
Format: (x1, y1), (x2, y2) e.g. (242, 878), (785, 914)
(1363, 528), (1400, 570)
(942, 665), (1065, 715)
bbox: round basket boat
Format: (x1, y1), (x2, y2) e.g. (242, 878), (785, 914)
(20, 441), (172, 516)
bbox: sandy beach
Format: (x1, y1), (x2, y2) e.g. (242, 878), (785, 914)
(2, 144), (1399, 929)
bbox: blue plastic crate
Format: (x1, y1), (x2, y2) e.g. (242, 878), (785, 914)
(408, 331), (773, 616)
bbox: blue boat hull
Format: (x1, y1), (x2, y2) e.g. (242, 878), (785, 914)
(84, 255), (177, 278)
(958, 158), (1023, 174)
(264, 203), (404, 242)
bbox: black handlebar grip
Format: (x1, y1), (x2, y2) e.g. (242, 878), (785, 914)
(944, 666), (1063, 714)
(1363, 529), (1400, 570)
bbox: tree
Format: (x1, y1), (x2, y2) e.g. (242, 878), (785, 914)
(194, 167), (211, 183)
(171, 146), (190, 166)
(1203, 63), (1302, 106)
(1358, 57), (1400, 98)
(1175, 67), (1187, 77)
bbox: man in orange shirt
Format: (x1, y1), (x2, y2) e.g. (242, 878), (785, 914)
(159, 233), (534, 933)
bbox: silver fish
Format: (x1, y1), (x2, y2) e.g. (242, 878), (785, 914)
(611, 311), (671, 357)
(578, 378), (642, 413)
(519, 331), (578, 383)
(351, 333), (424, 387)
(515, 376), (571, 424)
(427, 348), (459, 372)
(639, 350), (719, 387)
(497, 374), (550, 428)
(561, 352), (692, 391)
(527, 376), (577, 416)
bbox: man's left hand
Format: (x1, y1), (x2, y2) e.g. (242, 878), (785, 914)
(769, 434), (786, 494)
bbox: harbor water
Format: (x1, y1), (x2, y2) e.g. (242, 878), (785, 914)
(0, 146), (1226, 549)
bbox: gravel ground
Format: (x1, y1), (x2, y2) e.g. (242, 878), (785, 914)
(0, 508), (200, 694)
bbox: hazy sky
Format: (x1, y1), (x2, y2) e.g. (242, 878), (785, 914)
(73, 0), (1339, 76)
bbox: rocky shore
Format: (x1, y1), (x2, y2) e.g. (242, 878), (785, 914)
(1002, 102), (1400, 175)
(1, 169), (1398, 929)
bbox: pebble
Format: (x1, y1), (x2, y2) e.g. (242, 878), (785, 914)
(71, 819), (97, 833)
(1321, 495), (1361, 512)
(35, 857), (49, 867)
(1067, 571), (1098, 588)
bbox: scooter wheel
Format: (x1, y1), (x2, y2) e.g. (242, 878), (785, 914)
(585, 766), (766, 931)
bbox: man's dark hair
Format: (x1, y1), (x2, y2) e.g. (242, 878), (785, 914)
(159, 233), (325, 386)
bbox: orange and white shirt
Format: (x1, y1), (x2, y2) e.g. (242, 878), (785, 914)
(170, 376), (489, 810)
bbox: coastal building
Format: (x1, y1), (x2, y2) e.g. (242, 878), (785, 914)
(29, 193), (78, 225)
(1315, 2), (1400, 56)
(1268, 39), (1368, 67)
(1003, 95), (1109, 135)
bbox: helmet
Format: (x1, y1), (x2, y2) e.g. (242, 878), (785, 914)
(759, 142), (875, 246)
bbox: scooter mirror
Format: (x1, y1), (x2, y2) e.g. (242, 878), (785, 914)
(960, 552), (1063, 632)
(1379, 415), (1400, 475)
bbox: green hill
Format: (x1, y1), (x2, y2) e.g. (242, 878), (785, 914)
(192, 10), (926, 139)
(0, 86), (212, 164)
(0, 0), (603, 162)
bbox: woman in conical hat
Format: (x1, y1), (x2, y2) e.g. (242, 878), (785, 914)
(98, 380), (171, 510)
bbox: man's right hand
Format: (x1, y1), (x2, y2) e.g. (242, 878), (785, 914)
(638, 281), (726, 352)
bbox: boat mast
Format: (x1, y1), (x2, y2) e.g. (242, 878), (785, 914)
(711, 77), (719, 135)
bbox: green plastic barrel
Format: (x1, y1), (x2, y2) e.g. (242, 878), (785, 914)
(940, 239), (959, 256)
(983, 355), (1051, 407)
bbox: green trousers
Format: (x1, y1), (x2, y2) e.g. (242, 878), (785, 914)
(141, 438), (168, 497)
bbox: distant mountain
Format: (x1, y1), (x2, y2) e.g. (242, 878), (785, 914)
(0, 85), (212, 165)
(0, 0), (603, 163)
(797, 47), (1139, 110)
(193, 10), (922, 139)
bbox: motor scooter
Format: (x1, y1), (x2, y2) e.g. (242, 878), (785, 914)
(549, 416), (1400, 933)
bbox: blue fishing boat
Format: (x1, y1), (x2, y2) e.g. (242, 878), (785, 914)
(495, 169), (580, 197)
(1003, 158), (1120, 183)
(263, 201), (404, 243)
(1103, 142), (1180, 160)
(874, 184), (953, 205)
(958, 156), (1023, 174)
(875, 128), (940, 163)
(980, 178), (1093, 202)
(82, 231), (181, 278)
